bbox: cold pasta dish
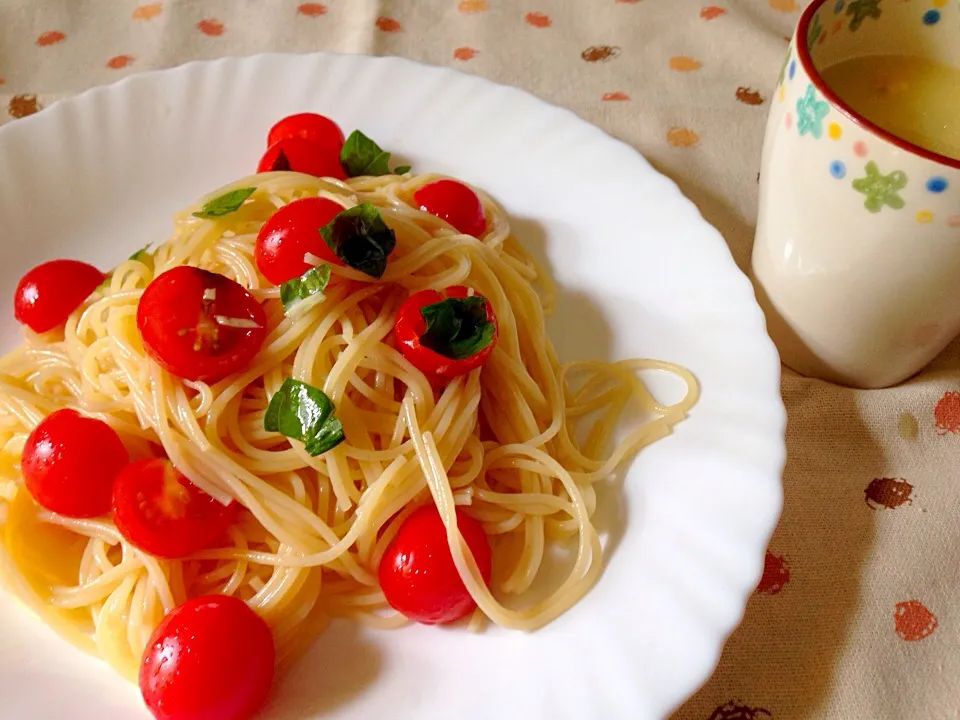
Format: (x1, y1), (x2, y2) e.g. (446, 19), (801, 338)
(0, 113), (697, 719)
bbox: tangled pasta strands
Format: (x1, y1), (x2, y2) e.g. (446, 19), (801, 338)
(0, 171), (697, 680)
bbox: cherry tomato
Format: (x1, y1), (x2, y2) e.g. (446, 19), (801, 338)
(20, 409), (129, 518)
(112, 458), (236, 559)
(140, 594), (275, 720)
(257, 137), (346, 180)
(14, 259), (106, 333)
(254, 196), (345, 285)
(393, 286), (498, 381)
(413, 179), (487, 237)
(378, 504), (492, 624)
(267, 112), (345, 151)
(136, 266), (267, 382)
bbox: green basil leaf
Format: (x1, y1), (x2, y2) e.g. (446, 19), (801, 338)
(420, 295), (495, 359)
(264, 378), (345, 457)
(192, 187), (256, 218)
(339, 130), (410, 177)
(279, 264), (331, 311)
(129, 243), (152, 261)
(394, 165), (412, 175)
(319, 203), (396, 279)
(304, 416), (344, 456)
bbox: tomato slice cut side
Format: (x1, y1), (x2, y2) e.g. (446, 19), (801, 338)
(136, 266), (267, 382)
(112, 458), (236, 559)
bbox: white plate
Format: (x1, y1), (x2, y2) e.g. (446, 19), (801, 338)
(0, 53), (785, 720)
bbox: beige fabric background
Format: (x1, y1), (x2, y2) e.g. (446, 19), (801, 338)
(2, 1), (959, 718)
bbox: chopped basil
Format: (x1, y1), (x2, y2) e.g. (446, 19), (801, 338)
(264, 378), (345, 456)
(319, 203), (396, 279)
(280, 264), (331, 311)
(192, 187), (256, 218)
(129, 243), (152, 261)
(420, 296), (495, 359)
(339, 130), (410, 177)
(394, 165), (412, 175)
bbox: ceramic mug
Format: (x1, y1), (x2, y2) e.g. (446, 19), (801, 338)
(752, 0), (960, 389)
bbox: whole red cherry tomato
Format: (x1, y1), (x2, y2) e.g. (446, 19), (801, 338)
(112, 458), (236, 559)
(20, 408), (129, 518)
(139, 594), (275, 720)
(14, 259), (106, 333)
(378, 504), (492, 625)
(254, 196), (344, 285)
(413, 179), (487, 237)
(393, 286), (498, 381)
(257, 137), (346, 180)
(267, 112), (345, 151)
(136, 266), (267, 382)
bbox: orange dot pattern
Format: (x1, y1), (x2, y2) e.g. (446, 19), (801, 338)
(375, 16), (402, 32)
(667, 126), (699, 147)
(196, 19), (224, 36)
(132, 3), (162, 20)
(35, 31), (66, 47)
(298, 3), (327, 16)
(106, 55), (135, 70)
(524, 12), (551, 28)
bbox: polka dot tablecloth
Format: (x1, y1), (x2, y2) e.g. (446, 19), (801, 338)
(1, 1), (958, 718)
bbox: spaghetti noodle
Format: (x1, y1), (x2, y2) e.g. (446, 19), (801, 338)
(0, 168), (697, 688)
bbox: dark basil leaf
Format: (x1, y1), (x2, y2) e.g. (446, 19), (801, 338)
(420, 295), (495, 359)
(269, 150), (291, 172)
(339, 130), (410, 177)
(192, 187), (256, 218)
(264, 378), (345, 456)
(319, 203), (396, 279)
(280, 264), (331, 311)
(394, 165), (412, 175)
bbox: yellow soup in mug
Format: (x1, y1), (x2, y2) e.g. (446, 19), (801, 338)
(820, 55), (960, 161)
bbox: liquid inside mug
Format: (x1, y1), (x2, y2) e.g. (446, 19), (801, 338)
(753, 0), (960, 389)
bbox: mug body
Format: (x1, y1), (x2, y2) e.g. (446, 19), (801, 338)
(753, 0), (960, 388)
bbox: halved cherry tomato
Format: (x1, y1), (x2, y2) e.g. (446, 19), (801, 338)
(140, 594), (275, 720)
(413, 179), (487, 237)
(267, 112), (345, 151)
(257, 137), (346, 180)
(136, 266), (267, 382)
(14, 259), (106, 333)
(378, 504), (492, 625)
(112, 458), (236, 559)
(393, 286), (498, 381)
(254, 196), (345, 285)
(21, 408), (129, 518)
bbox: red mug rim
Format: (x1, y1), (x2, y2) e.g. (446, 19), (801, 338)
(796, 0), (960, 171)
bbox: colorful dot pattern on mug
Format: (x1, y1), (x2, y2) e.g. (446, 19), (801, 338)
(830, 160), (846, 179)
(926, 177), (948, 193)
(828, 122), (842, 139)
(922, 9), (940, 25)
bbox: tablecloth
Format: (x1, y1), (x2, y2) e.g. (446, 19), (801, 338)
(1, 1), (957, 718)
